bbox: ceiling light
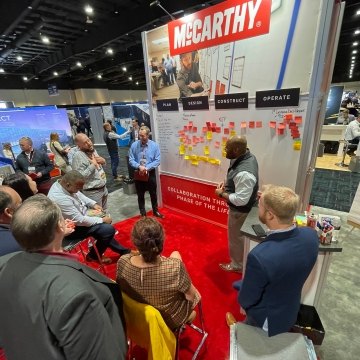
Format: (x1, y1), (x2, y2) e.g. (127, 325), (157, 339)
(0, 68), (4, 73)
(23, 76), (28, 81)
(84, 29), (88, 32)
(53, 71), (58, 76)
(122, 66), (127, 72)
(76, 61), (82, 67)
(85, 5), (93, 14)
(42, 36), (50, 44)
(106, 48), (113, 55)
(16, 55), (23, 61)
(97, 74), (102, 79)
(353, 42), (359, 46)
(357, 10), (360, 15)
(352, 56), (356, 59)
(136, 81), (139, 85)
(114, 10), (119, 14)
(128, 76), (132, 81)
(355, 30), (360, 35)
(353, 50), (358, 54)
(349, 75), (353, 78)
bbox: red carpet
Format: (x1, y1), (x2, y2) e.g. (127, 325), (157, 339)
(108, 207), (245, 359)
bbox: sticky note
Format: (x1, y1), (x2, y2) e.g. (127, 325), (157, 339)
(216, 127), (221, 133)
(188, 145), (193, 151)
(278, 123), (286, 130)
(209, 158), (216, 164)
(222, 137), (228, 143)
(190, 155), (197, 160)
(224, 128), (230, 134)
(206, 121), (211, 128)
(191, 160), (199, 166)
(277, 128), (285, 135)
(230, 130), (237, 137)
(249, 121), (255, 128)
(206, 131), (212, 140)
(256, 121), (262, 128)
(192, 126), (197, 132)
(184, 155), (190, 160)
(214, 159), (221, 165)
(200, 137), (204, 143)
(284, 114), (293, 121)
(269, 121), (276, 129)
(211, 127), (217, 132)
(202, 127), (207, 133)
(229, 122), (235, 128)
(189, 121), (193, 127)
(212, 122), (216, 127)
(294, 116), (302, 124)
(204, 146), (210, 155)
(241, 122), (247, 128)
(293, 141), (302, 151)
(179, 137), (184, 143)
(184, 126), (188, 131)
(215, 141), (220, 148)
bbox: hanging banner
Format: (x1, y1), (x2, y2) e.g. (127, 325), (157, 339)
(168, 0), (272, 56)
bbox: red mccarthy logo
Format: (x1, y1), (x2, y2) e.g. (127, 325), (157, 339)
(168, 0), (271, 56)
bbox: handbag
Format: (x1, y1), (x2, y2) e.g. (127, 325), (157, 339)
(134, 170), (149, 182)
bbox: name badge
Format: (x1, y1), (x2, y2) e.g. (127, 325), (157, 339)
(98, 167), (106, 180)
(28, 166), (36, 173)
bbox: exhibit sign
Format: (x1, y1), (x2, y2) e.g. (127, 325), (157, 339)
(168, 0), (272, 56)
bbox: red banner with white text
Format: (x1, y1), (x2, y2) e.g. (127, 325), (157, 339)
(161, 174), (228, 227)
(168, 0), (271, 56)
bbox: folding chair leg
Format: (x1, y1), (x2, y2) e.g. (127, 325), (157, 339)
(88, 238), (108, 276)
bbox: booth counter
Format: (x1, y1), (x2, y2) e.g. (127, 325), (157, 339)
(240, 207), (342, 310)
(320, 124), (347, 156)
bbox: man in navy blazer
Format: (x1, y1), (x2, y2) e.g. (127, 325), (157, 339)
(238, 184), (318, 337)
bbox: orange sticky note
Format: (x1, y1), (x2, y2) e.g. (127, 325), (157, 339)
(249, 121), (255, 128)
(269, 121), (276, 128)
(294, 116), (302, 124)
(284, 114), (293, 121)
(229, 122), (235, 128)
(224, 128), (229, 134)
(199, 137), (204, 143)
(216, 127), (221, 133)
(184, 126), (188, 131)
(192, 126), (197, 132)
(241, 122), (247, 128)
(222, 137), (228, 143)
(256, 121), (262, 128)
(202, 127), (207, 133)
(278, 123), (286, 130)
(277, 128), (285, 135)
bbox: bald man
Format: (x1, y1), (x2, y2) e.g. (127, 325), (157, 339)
(215, 136), (259, 273)
(71, 133), (109, 209)
(0, 186), (23, 256)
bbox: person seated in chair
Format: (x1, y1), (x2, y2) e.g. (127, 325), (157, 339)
(344, 115), (360, 156)
(116, 217), (201, 330)
(3, 171), (38, 201)
(48, 170), (131, 264)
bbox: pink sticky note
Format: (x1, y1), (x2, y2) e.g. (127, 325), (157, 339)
(206, 121), (211, 127)
(189, 121), (193, 127)
(241, 122), (247, 128)
(178, 130), (185, 135)
(216, 127), (221, 133)
(256, 121), (262, 128)
(269, 121), (276, 128)
(277, 128), (285, 135)
(229, 122), (235, 128)
(212, 122), (216, 127)
(202, 127), (207, 133)
(215, 141), (220, 148)
(211, 127), (217, 132)
(192, 126), (197, 132)
(200, 137), (204, 142)
(184, 126), (188, 131)
(294, 116), (302, 124)
(224, 128), (230, 134)
(249, 121), (255, 128)
(278, 123), (286, 130)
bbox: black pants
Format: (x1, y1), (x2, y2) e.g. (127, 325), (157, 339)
(134, 169), (158, 215)
(64, 224), (129, 259)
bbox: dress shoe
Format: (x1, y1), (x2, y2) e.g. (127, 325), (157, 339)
(219, 263), (242, 273)
(140, 211), (147, 217)
(86, 254), (112, 264)
(226, 312), (237, 327)
(153, 211), (165, 218)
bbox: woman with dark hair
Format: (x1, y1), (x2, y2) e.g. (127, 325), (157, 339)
(3, 171), (38, 201)
(116, 217), (200, 330)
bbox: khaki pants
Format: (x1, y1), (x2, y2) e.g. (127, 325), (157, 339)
(228, 209), (248, 268)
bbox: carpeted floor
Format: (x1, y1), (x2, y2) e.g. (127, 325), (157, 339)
(309, 168), (360, 212)
(87, 207), (244, 359)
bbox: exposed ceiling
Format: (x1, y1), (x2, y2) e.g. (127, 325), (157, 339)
(0, 0), (359, 91)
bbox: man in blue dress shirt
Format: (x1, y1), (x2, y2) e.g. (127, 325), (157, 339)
(129, 126), (164, 218)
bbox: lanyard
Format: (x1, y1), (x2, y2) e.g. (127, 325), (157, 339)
(26, 150), (34, 164)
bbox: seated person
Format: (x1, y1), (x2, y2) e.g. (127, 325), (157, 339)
(336, 108), (355, 125)
(3, 171), (38, 201)
(344, 116), (360, 156)
(116, 217), (200, 330)
(48, 170), (130, 264)
(237, 185), (318, 337)
(0, 186), (23, 256)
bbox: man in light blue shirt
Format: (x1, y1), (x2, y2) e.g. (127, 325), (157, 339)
(129, 126), (164, 218)
(48, 170), (130, 264)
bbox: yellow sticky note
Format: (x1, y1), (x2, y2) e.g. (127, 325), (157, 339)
(293, 141), (302, 151)
(214, 159), (221, 165)
(179, 137), (184, 143)
(191, 160), (199, 166)
(184, 155), (190, 160)
(179, 146), (185, 155)
(206, 131), (212, 140)
(209, 158), (216, 164)
(230, 130), (236, 137)
(188, 145), (193, 151)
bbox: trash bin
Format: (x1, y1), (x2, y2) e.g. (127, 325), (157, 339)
(291, 304), (325, 345)
(123, 178), (136, 195)
(318, 143), (325, 157)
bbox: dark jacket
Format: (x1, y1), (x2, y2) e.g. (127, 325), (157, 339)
(0, 225), (22, 257)
(16, 149), (54, 184)
(239, 227), (319, 336)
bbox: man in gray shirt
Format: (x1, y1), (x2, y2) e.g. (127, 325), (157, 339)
(48, 170), (130, 264)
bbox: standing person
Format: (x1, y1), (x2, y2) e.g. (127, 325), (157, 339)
(344, 115), (360, 156)
(215, 136), (259, 273)
(0, 194), (127, 359)
(0, 186), (23, 256)
(107, 119), (117, 132)
(103, 122), (130, 181)
(50, 132), (71, 174)
(237, 185), (318, 336)
(129, 117), (140, 146)
(177, 51), (204, 98)
(76, 117), (86, 134)
(16, 136), (54, 195)
(72, 133), (108, 209)
(164, 54), (174, 85)
(84, 114), (93, 137)
(129, 126), (164, 218)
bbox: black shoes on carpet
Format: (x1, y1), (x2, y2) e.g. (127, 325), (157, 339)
(140, 210), (165, 218)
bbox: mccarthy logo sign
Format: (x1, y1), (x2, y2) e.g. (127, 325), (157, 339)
(168, 0), (271, 56)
